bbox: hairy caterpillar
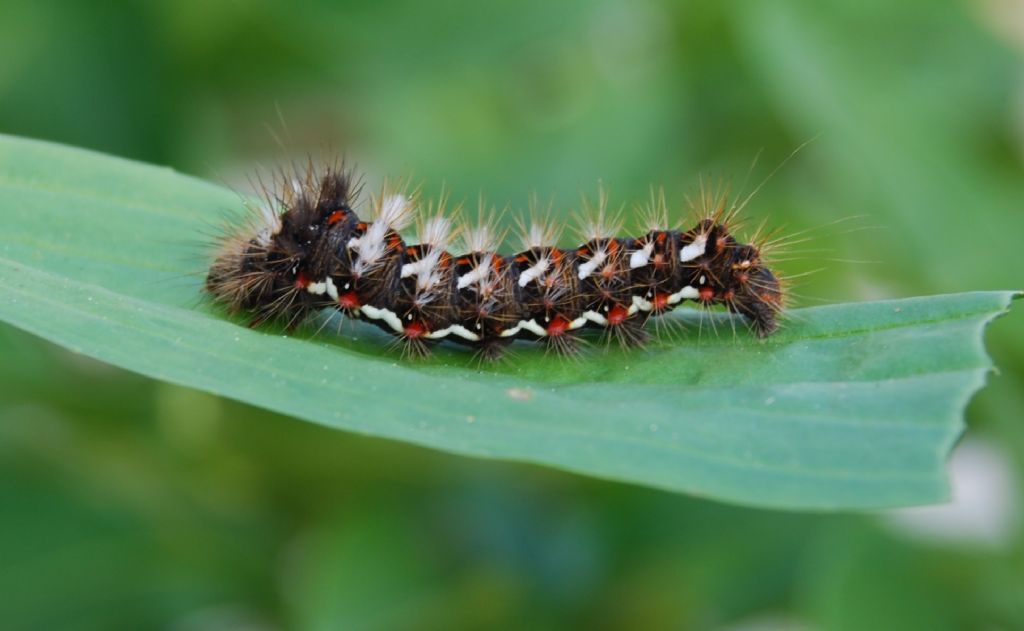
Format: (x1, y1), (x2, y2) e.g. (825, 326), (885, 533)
(206, 162), (784, 359)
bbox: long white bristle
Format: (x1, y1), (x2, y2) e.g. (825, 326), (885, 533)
(350, 221), (388, 275)
(642, 186), (670, 232)
(378, 193), (414, 230)
(457, 255), (493, 290)
(416, 247), (446, 292)
(577, 246), (607, 279)
(419, 214), (453, 248)
(401, 246), (447, 293)
(464, 224), (498, 253)
(522, 220), (558, 250)
(577, 185), (621, 241)
(351, 190), (416, 275)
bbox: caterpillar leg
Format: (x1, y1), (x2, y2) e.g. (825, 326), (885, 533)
(476, 338), (512, 362)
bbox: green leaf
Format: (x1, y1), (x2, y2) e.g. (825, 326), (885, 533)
(0, 134), (1015, 510)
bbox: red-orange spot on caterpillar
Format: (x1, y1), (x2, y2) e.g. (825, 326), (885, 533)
(404, 320), (426, 338)
(327, 210), (347, 225)
(294, 271), (310, 289)
(338, 291), (360, 309)
(699, 286), (715, 302)
(653, 293), (670, 311)
(546, 315), (570, 337)
(607, 304), (628, 326)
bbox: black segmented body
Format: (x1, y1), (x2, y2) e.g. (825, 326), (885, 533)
(206, 166), (783, 358)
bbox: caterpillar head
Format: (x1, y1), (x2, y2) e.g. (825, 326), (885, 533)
(206, 166), (359, 324)
(205, 212), (316, 324)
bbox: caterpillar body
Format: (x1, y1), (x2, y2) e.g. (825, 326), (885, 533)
(206, 164), (784, 359)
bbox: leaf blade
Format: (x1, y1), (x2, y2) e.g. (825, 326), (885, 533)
(0, 134), (1015, 509)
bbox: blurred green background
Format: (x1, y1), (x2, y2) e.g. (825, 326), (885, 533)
(2, 0), (1023, 629)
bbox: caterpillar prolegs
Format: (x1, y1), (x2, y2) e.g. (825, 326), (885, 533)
(206, 164), (784, 359)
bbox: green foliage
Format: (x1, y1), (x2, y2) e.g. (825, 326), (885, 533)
(0, 135), (1014, 510)
(2, 0), (1024, 628)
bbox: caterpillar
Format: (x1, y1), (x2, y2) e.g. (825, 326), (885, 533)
(206, 162), (784, 359)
